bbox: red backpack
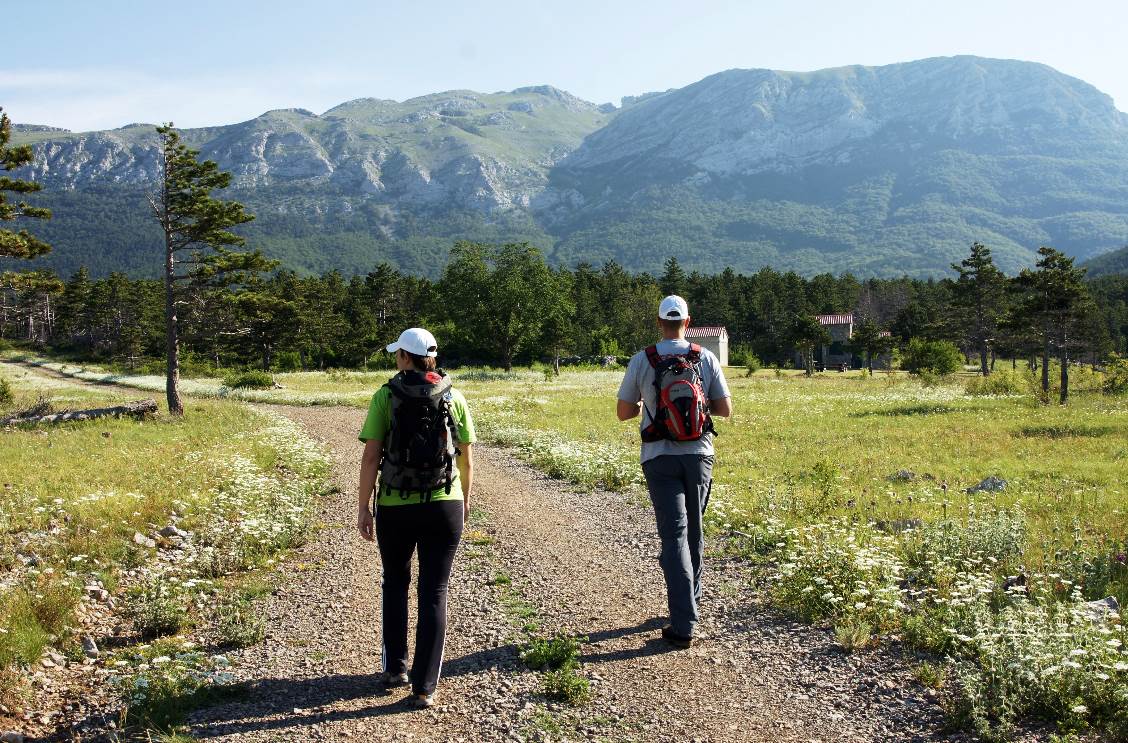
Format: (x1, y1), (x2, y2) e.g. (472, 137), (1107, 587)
(641, 344), (716, 442)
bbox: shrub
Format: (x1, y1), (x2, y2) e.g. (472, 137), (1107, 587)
(126, 578), (189, 638)
(542, 667), (592, 706)
(1103, 354), (1128, 395)
(729, 345), (762, 373)
(214, 597), (265, 648)
(834, 617), (874, 652)
(116, 639), (243, 731)
(222, 370), (274, 389)
(965, 370), (1025, 397)
(902, 339), (963, 377)
(273, 351), (302, 372)
(521, 635), (582, 671)
(0, 376), (12, 407)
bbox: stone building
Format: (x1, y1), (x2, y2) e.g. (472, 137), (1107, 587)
(792, 314), (893, 371)
(686, 326), (729, 366)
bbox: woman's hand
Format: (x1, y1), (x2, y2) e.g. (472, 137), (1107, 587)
(357, 506), (374, 542)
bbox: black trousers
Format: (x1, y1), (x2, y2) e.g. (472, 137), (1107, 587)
(375, 499), (464, 696)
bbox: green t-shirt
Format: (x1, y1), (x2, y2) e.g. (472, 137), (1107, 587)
(358, 379), (476, 506)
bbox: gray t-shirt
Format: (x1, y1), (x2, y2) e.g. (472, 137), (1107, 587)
(617, 339), (731, 463)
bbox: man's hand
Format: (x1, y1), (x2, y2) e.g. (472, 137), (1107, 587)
(463, 500), (471, 526)
(357, 506), (374, 542)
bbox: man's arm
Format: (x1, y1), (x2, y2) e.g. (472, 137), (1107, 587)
(357, 439), (382, 541)
(709, 397), (732, 417)
(457, 443), (474, 524)
(617, 399), (641, 421)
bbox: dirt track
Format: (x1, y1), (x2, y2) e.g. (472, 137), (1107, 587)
(184, 405), (952, 743)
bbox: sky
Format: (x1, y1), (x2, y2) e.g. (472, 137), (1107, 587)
(3, 0), (1127, 132)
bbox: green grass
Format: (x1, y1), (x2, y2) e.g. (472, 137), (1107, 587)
(0, 361), (326, 726)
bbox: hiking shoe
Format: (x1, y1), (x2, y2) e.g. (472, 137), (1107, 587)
(661, 624), (693, 649)
(410, 693), (436, 709)
(379, 671), (409, 687)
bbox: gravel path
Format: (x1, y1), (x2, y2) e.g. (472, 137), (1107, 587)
(185, 405), (957, 743)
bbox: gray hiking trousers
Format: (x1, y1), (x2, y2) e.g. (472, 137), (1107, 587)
(641, 453), (714, 637)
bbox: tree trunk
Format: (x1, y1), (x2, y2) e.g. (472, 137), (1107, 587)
(164, 231), (184, 416)
(804, 347), (813, 377)
(1060, 346), (1069, 405)
(553, 351), (560, 376)
(2, 399), (158, 427)
(866, 350), (873, 375)
(1041, 340), (1050, 394)
(979, 344), (989, 377)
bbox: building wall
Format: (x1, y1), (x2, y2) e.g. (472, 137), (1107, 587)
(696, 336), (728, 366)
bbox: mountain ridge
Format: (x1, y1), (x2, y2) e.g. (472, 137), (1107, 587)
(10, 56), (1128, 279)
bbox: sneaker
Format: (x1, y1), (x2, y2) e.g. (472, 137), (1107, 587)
(379, 671), (409, 687)
(661, 624), (693, 649)
(410, 693), (436, 709)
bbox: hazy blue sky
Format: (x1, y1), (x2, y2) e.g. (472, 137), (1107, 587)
(3, 0), (1126, 131)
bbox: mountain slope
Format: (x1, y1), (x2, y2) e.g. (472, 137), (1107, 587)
(11, 57), (1128, 279)
(545, 56), (1128, 277)
(1082, 245), (1128, 277)
(12, 87), (609, 276)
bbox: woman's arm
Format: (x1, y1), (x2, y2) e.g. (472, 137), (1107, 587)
(458, 443), (474, 525)
(357, 439), (383, 541)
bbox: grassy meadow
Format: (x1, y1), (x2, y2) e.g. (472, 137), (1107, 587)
(0, 360), (328, 732)
(5, 354), (1128, 737)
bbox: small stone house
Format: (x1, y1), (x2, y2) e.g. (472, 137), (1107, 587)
(686, 326), (729, 366)
(815, 313), (854, 369)
(793, 314), (892, 370)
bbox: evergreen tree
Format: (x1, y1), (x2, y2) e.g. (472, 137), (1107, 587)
(149, 124), (270, 414)
(951, 242), (1007, 376)
(0, 108), (52, 259)
(1012, 247), (1090, 403)
(847, 317), (893, 374)
(789, 314), (831, 376)
(659, 256), (687, 297)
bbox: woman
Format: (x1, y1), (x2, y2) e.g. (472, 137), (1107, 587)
(357, 327), (475, 709)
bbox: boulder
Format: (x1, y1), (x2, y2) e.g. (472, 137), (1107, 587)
(966, 476), (1007, 494)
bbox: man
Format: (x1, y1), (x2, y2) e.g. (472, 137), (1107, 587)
(616, 295), (731, 648)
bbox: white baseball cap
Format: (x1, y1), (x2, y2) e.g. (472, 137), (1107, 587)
(658, 295), (690, 320)
(386, 327), (438, 357)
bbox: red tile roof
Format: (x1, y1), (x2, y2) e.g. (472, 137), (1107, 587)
(816, 314), (854, 326)
(686, 326), (728, 338)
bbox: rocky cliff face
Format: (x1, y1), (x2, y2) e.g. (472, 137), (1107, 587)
(13, 57), (1128, 278)
(18, 86), (609, 214)
(557, 56), (1128, 178)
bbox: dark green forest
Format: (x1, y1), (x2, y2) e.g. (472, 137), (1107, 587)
(3, 241), (1125, 374)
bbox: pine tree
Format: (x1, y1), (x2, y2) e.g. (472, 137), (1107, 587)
(149, 124), (271, 414)
(0, 108), (52, 259)
(847, 317), (893, 374)
(790, 314), (831, 376)
(659, 256), (687, 297)
(951, 242), (1007, 376)
(1012, 247), (1090, 404)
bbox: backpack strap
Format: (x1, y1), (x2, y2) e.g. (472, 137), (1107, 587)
(686, 343), (702, 361)
(644, 345), (661, 369)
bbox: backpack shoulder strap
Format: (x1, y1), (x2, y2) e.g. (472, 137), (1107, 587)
(687, 343), (702, 358)
(644, 345), (661, 369)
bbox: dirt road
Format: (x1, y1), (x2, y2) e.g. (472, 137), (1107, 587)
(186, 405), (951, 743)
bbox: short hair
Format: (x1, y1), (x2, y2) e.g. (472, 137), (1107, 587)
(659, 318), (687, 334)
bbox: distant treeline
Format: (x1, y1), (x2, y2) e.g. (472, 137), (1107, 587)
(2, 240), (1126, 372)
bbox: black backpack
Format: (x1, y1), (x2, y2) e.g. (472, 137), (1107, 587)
(380, 370), (459, 499)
